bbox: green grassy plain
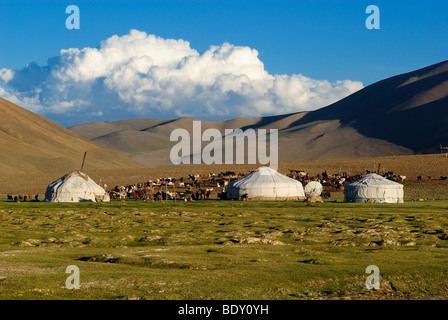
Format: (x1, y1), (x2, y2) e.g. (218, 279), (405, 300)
(0, 199), (448, 300)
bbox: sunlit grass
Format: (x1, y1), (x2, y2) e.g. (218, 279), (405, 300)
(0, 200), (447, 299)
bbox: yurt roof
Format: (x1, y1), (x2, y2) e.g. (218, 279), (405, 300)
(61, 171), (89, 181)
(229, 166), (302, 188)
(345, 173), (403, 188)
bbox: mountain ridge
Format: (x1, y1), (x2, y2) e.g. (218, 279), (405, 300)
(0, 97), (145, 174)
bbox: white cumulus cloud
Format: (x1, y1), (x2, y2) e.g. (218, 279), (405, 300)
(0, 69), (14, 83)
(0, 29), (363, 125)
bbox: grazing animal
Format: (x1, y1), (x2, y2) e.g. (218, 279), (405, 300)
(193, 180), (201, 188)
(417, 176), (422, 181)
(240, 193), (249, 201)
(441, 176), (447, 181)
(7, 195), (13, 201)
(321, 192), (331, 199)
(119, 191), (127, 200)
(218, 190), (227, 200)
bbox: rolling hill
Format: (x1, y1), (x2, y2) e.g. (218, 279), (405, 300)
(70, 60), (448, 167)
(0, 97), (145, 173)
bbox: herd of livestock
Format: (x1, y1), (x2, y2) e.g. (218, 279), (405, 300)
(104, 169), (409, 202)
(7, 169), (446, 202)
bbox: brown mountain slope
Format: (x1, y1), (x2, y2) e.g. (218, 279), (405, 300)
(70, 60), (448, 166)
(70, 115), (411, 167)
(0, 97), (145, 173)
(296, 60), (448, 153)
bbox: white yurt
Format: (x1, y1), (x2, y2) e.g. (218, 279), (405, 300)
(45, 171), (110, 203)
(226, 166), (306, 201)
(344, 173), (404, 203)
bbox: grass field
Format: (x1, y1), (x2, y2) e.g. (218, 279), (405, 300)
(1, 199), (448, 300)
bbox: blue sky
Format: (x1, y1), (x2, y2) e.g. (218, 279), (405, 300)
(0, 0), (447, 126)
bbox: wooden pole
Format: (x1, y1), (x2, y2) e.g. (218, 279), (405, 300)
(80, 152), (87, 172)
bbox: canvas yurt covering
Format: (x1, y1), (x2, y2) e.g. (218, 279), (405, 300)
(226, 166), (306, 200)
(45, 171), (110, 203)
(344, 173), (404, 203)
